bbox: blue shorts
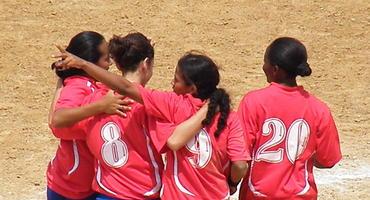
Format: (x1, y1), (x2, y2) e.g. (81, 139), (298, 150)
(47, 187), (97, 200)
(96, 193), (161, 200)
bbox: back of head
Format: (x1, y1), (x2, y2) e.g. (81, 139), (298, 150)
(52, 31), (105, 80)
(267, 37), (312, 77)
(178, 52), (230, 137)
(177, 52), (220, 100)
(109, 32), (154, 73)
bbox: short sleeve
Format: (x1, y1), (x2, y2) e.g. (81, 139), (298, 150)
(315, 110), (342, 167)
(146, 116), (175, 153)
(227, 113), (251, 161)
(51, 121), (88, 140)
(50, 89), (104, 140)
(55, 82), (91, 110)
(137, 85), (179, 122)
(237, 95), (258, 154)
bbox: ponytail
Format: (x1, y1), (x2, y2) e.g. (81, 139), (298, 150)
(201, 88), (230, 137)
(50, 31), (105, 81)
(51, 62), (86, 81)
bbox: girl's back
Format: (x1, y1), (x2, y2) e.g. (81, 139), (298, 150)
(48, 76), (97, 199)
(139, 87), (250, 199)
(238, 82), (341, 199)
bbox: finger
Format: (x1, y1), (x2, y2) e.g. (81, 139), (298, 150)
(118, 99), (133, 106)
(122, 99), (134, 104)
(115, 109), (127, 117)
(114, 94), (125, 99)
(55, 44), (67, 53)
(120, 105), (132, 111)
(51, 53), (67, 59)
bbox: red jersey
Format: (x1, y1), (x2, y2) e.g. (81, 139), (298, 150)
(47, 76), (97, 199)
(138, 86), (251, 200)
(238, 82), (342, 200)
(59, 88), (166, 199)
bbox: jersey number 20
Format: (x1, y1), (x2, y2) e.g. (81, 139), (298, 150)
(101, 122), (129, 168)
(255, 118), (310, 163)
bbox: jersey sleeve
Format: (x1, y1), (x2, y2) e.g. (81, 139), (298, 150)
(51, 121), (88, 140)
(55, 81), (90, 110)
(137, 85), (179, 122)
(315, 110), (342, 167)
(227, 113), (251, 161)
(148, 118), (175, 153)
(237, 95), (258, 154)
(51, 89), (105, 140)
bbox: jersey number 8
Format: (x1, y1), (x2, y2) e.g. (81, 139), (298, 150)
(101, 122), (129, 168)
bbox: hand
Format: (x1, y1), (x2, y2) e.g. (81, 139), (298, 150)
(229, 185), (237, 195)
(99, 90), (134, 117)
(52, 45), (87, 70)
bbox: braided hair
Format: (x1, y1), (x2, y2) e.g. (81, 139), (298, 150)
(178, 52), (230, 137)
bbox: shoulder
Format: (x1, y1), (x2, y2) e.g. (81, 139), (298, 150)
(225, 111), (242, 127)
(63, 75), (94, 89)
(306, 92), (332, 115)
(241, 86), (271, 102)
(238, 87), (271, 111)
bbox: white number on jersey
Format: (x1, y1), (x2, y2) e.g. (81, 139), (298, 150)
(255, 118), (310, 164)
(185, 129), (212, 168)
(100, 122), (129, 168)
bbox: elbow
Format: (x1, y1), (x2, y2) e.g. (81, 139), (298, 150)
(232, 161), (248, 176)
(314, 162), (336, 169)
(166, 139), (182, 151)
(51, 114), (64, 128)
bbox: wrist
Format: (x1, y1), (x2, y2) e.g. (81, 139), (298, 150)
(78, 60), (89, 69)
(227, 176), (239, 188)
(95, 101), (106, 113)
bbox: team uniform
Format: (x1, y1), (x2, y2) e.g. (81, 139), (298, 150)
(54, 86), (167, 200)
(137, 86), (251, 200)
(47, 76), (97, 199)
(238, 82), (342, 200)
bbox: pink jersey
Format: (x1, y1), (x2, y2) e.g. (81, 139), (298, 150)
(59, 88), (167, 199)
(138, 86), (251, 200)
(238, 82), (342, 200)
(47, 76), (97, 199)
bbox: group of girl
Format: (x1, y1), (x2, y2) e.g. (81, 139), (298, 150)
(47, 31), (341, 200)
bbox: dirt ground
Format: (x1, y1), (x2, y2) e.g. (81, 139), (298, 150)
(0, 0), (369, 199)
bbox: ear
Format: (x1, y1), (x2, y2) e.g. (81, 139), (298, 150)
(272, 65), (280, 75)
(190, 84), (198, 95)
(141, 57), (152, 72)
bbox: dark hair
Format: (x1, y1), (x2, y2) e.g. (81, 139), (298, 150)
(178, 52), (230, 137)
(109, 32), (154, 72)
(267, 37), (312, 77)
(51, 31), (105, 80)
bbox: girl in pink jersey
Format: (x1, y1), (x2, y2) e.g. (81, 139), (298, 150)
(238, 37), (342, 199)
(47, 31), (129, 200)
(53, 33), (211, 200)
(53, 48), (251, 199)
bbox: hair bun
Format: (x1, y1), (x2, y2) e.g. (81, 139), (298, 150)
(296, 62), (312, 77)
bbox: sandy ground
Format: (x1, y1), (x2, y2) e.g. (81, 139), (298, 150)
(0, 0), (369, 199)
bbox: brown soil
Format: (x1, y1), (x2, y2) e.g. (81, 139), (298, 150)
(0, 0), (369, 199)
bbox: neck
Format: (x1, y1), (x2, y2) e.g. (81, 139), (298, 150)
(122, 71), (145, 85)
(275, 78), (298, 87)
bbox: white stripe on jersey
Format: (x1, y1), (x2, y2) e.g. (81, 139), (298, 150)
(297, 160), (310, 195)
(96, 161), (117, 196)
(173, 151), (195, 196)
(143, 127), (162, 196)
(67, 140), (79, 175)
